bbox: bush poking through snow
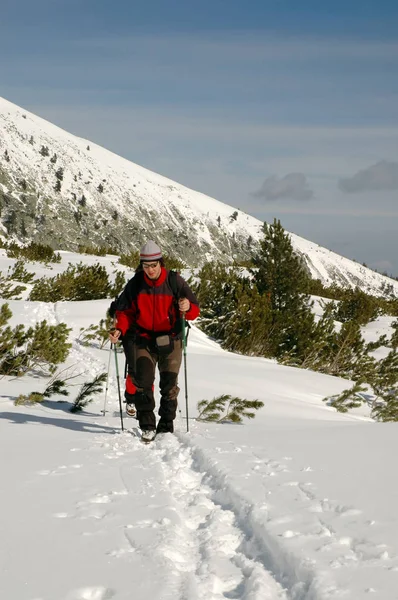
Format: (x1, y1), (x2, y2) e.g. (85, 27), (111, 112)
(5, 241), (61, 263)
(29, 262), (113, 302)
(78, 314), (114, 349)
(118, 250), (140, 269)
(77, 244), (119, 256)
(15, 392), (45, 406)
(197, 394), (264, 423)
(7, 260), (35, 284)
(0, 303), (72, 376)
(323, 349), (398, 421)
(29, 263), (126, 303)
(14, 376), (70, 406)
(323, 381), (367, 413)
(43, 378), (70, 399)
(110, 270), (127, 298)
(0, 272), (26, 300)
(0, 260), (36, 299)
(70, 373), (107, 413)
(163, 254), (187, 271)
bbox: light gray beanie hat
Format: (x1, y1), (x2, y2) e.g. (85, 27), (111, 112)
(140, 240), (162, 262)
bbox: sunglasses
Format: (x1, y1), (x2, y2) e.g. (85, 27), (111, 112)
(142, 262), (159, 269)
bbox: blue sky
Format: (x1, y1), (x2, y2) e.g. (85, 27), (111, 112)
(1, 0), (398, 274)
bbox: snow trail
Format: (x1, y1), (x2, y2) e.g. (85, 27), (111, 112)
(178, 436), (338, 600)
(104, 430), (287, 600)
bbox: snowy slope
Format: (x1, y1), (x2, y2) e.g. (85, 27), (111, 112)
(1, 252), (398, 600)
(1, 303), (398, 600)
(1, 95), (398, 297)
(0, 96), (260, 266)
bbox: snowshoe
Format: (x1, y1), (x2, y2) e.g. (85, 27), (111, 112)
(126, 403), (137, 418)
(141, 430), (156, 444)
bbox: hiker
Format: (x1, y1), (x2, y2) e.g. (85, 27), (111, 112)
(109, 241), (200, 442)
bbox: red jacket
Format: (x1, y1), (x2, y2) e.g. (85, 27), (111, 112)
(115, 267), (200, 337)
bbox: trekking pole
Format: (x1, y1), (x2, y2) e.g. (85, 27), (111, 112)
(113, 342), (124, 432)
(181, 313), (189, 433)
(102, 343), (113, 415)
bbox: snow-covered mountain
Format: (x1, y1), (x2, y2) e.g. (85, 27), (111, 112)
(1, 96), (397, 297)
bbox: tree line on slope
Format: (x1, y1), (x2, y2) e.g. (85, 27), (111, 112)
(192, 219), (398, 421)
(0, 225), (397, 420)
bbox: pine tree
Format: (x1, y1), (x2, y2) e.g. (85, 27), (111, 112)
(251, 219), (314, 358)
(253, 220), (304, 304)
(390, 320), (398, 350)
(39, 145), (50, 157)
(327, 320), (365, 377)
(368, 350), (398, 421)
(223, 284), (273, 356)
(334, 287), (379, 325)
(195, 263), (243, 342)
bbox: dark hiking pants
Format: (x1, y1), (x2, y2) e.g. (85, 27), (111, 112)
(123, 334), (182, 432)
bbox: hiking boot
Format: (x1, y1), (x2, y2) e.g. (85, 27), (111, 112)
(141, 429), (156, 443)
(126, 403), (137, 418)
(156, 420), (174, 434)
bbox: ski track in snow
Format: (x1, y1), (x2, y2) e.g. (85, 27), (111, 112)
(52, 423), (396, 600)
(187, 451), (398, 600)
(32, 414), (398, 600)
(98, 431), (288, 600)
(14, 303), (396, 598)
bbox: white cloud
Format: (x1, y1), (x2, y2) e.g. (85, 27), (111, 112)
(339, 160), (398, 193)
(251, 173), (314, 201)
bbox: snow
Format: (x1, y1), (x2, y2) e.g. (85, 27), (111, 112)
(1, 94), (398, 297)
(1, 252), (398, 600)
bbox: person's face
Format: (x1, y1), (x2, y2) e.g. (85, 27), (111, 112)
(142, 261), (162, 280)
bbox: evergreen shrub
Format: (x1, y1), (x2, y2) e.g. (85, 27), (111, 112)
(197, 394), (264, 423)
(0, 303), (71, 376)
(118, 250), (140, 268)
(29, 262), (113, 302)
(6, 242), (61, 263)
(70, 372), (107, 412)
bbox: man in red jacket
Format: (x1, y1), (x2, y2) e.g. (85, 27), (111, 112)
(109, 241), (200, 442)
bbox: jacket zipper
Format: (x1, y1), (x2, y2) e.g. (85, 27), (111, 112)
(152, 285), (155, 333)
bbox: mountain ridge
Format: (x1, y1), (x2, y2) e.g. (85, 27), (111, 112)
(1, 95), (397, 298)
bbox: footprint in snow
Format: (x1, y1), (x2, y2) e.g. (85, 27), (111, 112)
(106, 547), (135, 558)
(37, 464), (82, 476)
(88, 494), (111, 504)
(282, 530), (301, 539)
(65, 587), (115, 600)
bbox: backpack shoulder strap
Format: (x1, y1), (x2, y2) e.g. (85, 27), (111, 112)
(167, 270), (179, 301)
(168, 270), (191, 333)
(109, 270), (144, 317)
